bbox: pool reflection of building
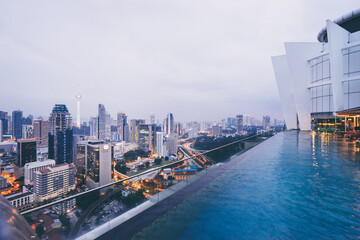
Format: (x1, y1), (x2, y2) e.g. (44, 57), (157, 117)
(272, 8), (360, 132)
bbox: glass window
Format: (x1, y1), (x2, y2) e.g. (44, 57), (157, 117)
(316, 86), (322, 96)
(350, 79), (360, 93)
(323, 96), (330, 112)
(349, 51), (360, 75)
(317, 97), (322, 112)
(323, 84), (330, 96)
(343, 81), (349, 94)
(349, 92), (360, 109)
(312, 98), (316, 112)
(317, 63), (323, 81)
(323, 60), (330, 79)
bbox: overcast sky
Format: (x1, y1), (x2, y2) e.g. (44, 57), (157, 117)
(1, 1), (359, 123)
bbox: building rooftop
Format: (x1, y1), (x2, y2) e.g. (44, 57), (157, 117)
(318, 8), (360, 42)
(5, 191), (33, 201)
(52, 104), (69, 113)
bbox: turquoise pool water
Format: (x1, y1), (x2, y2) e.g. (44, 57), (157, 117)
(132, 131), (360, 239)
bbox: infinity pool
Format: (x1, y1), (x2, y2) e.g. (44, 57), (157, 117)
(132, 131), (360, 239)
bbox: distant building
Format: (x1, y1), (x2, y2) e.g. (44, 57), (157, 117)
(166, 134), (178, 155)
(263, 115), (271, 130)
(33, 163), (76, 202)
(22, 125), (33, 139)
(0, 119), (2, 142)
(236, 115), (243, 133)
(150, 112), (155, 124)
(0, 176), (7, 188)
(33, 120), (48, 146)
(156, 132), (168, 157)
(85, 141), (113, 189)
(117, 112), (129, 142)
(12, 110), (23, 140)
(212, 126), (222, 136)
(96, 104), (106, 140)
(24, 159), (56, 185)
(165, 113), (174, 135)
(0, 111), (9, 136)
(48, 104), (73, 165)
(130, 119), (145, 143)
(17, 139), (37, 167)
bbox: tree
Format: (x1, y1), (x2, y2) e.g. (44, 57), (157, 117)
(154, 158), (162, 165)
(35, 224), (44, 238)
(165, 156), (169, 161)
(115, 163), (128, 174)
(145, 162), (150, 168)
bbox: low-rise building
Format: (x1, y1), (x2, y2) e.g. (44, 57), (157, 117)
(5, 191), (36, 211)
(33, 163), (76, 202)
(24, 160), (56, 185)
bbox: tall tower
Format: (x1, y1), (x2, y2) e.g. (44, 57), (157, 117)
(48, 104), (73, 164)
(12, 110), (23, 140)
(165, 113), (174, 135)
(75, 92), (82, 128)
(96, 104), (106, 140)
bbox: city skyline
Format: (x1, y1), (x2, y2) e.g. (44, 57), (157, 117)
(2, 1), (359, 121)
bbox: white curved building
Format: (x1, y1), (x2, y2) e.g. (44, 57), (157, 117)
(272, 9), (360, 131)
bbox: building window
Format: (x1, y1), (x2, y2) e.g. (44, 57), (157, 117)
(343, 79), (360, 109)
(343, 45), (360, 77)
(310, 84), (333, 113)
(310, 54), (331, 83)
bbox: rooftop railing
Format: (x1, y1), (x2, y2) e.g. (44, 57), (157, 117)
(20, 131), (274, 240)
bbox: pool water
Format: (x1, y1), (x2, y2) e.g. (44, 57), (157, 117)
(132, 131), (360, 240)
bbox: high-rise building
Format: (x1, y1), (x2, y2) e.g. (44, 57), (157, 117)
(75, 92), (82, 128)
(130, 119), (145, 143)
(33, 120), (48, 146)
(165, 113), (174, 135)
(17, 139), (37, 167)
(22, 125), (33, 139)
(0, 119), (2, 142)
(85, 141), (113, 189)
(166, 134), (178, 155)
(212, 126), (222, 136)
(24, 159), (56, 185)
(117, 112), (129, 142)
(96, 104), (106, 140)
(48, 104), (74, 164)
(156, 132), (168, 157)
(0, 111), (9, 135)
(12, 110), (23, 140)
(150, 112), (155, 124)
(263, 115), (271, 130)
(105, 113), (111, 140)
(33, 163), (76, 202)
(89, 117), (97, 137)
(236, 115), (243, 133)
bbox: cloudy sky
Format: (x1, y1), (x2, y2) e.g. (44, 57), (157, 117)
(1, 1), (359, 122)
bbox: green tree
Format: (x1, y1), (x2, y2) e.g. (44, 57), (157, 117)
(154, 158), (162, 165)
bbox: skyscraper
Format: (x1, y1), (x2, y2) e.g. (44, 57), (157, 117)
(0, 119), (2, 142)
(263, 115), (271, 131)
(96, 104), (106, 140)
(48, 104), (74, 164)
(12, 110), (23, 140)
(33, 120), (48, 146)
(85, 141), (113, 189)
(0, 111), (8, 136)
(150, 112), (155, 124)
(236, 114), (243, 133)
(75, 92), (82, 128)
(165, 113), (174, 135)
(130, 119), (145, 143)
(117, 112), (129, 142)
